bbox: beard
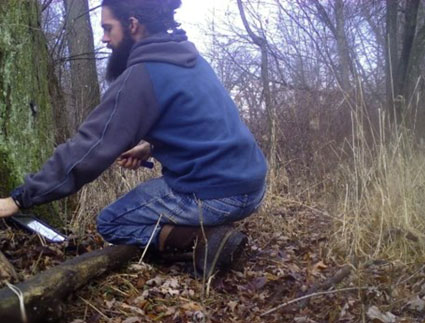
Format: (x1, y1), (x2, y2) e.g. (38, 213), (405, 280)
(105, 30), (135, 83)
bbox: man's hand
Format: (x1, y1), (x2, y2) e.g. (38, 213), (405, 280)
(0, 197), (19, 218)
(116, 142), (152, 170)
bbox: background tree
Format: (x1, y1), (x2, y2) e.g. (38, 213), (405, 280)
(384, 0), (425, 125)
(310, 0), (356, 92)
(237, 0), (278, 193)
(63, 0), (100, 136)
(41, 0), (101, 143)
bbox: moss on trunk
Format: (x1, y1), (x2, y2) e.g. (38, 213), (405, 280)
(0, 1), (56, 219)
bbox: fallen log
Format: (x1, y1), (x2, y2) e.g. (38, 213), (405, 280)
(0, 244), (140, 323)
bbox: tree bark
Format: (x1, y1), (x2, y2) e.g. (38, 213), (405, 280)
(314, 0), (354, 92)
(384, 0), (425, 124)
(385, 0), (398, 113)
(0, 0), (55, 197)
(0, 245), (140, 323)
(63, 0), (100, 136)
(237, 0), (277, 193)
(397, 0), (420, 98)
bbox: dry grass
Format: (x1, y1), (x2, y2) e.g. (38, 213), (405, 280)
(330, 103), (425, 263)
(69, 164), (160, 235)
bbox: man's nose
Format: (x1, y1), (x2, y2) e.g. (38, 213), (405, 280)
(102, 34), (110, 45)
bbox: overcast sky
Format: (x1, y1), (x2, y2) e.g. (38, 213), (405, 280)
(176, 0), (232, 48)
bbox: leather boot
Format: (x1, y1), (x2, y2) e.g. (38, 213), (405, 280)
(159, 224), (247, 278)
(159, 224), (200, 252)
(194, 225), (247, 278)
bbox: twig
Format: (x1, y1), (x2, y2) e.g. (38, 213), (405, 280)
(297, 260), (385, 308)
(298, 264), (352, 308)
(396, 264), (425, 286)
(197, 200), (209, 299)
(261, 286), (368, 317)
(41, 0), (54, 12)
(72, 5), (102, 22)
(107, 285), (129, 297)
(138, 214), (163, 264)
(79, 296), (110, 320)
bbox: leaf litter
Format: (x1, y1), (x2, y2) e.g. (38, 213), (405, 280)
(1, 200), (425, 322)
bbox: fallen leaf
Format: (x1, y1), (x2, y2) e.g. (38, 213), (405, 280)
(146, 276), (163, 286)
(367, 306), (396, 323)
(133, 296), (147, 308)
(339, 299), (356, 320)
(251, 276), (268, 290)
(407, 296), (425, 312)
(228, 301), (238, 312)
(105, 298), (116, 310)
(160, 277), (180, 295)
(265, 273), (279, 281)
(294, 316), (318, 323)
(122, 317), (141, 323)
(136, 277), (145, 289)
(311, 261), (327, 276)
(181, 302), (202, 312)
(164, 306), (177, 316)
(163, 277), (179, 289)
(120, 302), (145, 316)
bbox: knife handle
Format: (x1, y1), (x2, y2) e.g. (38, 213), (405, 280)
(141, 161), (154, 169)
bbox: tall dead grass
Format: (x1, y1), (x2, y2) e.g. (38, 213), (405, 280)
(69, 165), (160, 235)
(332, 98), (425, 263)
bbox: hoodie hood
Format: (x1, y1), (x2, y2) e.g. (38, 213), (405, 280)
(127, 30), (199, 68)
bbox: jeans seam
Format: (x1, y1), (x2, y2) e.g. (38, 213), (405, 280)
(243, 194), (249, 208)
(108, 229), (158, 246)
(110, 192), (174, 223)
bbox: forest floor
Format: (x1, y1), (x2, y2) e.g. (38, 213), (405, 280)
(1, 199), (425, 322)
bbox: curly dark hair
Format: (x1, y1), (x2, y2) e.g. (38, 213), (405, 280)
(101, 0), (182, 34)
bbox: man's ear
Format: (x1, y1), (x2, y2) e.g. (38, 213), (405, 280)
(128, 17), (140, 35)
(129, 16), (149, 39)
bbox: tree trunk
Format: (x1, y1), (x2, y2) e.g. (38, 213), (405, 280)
(0, 245), (140, 323)
(237, 0), (277, 193)
(63, 0), (100, 137)
(0, 0), (54, 197)
(397, 0), (420, 99)
(314, 0), (354, 92)
(334, 0), (353, 91)
(385, 0), (422, 123)
(385, 0), (398, 113)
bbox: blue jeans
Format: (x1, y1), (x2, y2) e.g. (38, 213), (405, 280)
(96, 177), (266, 249)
